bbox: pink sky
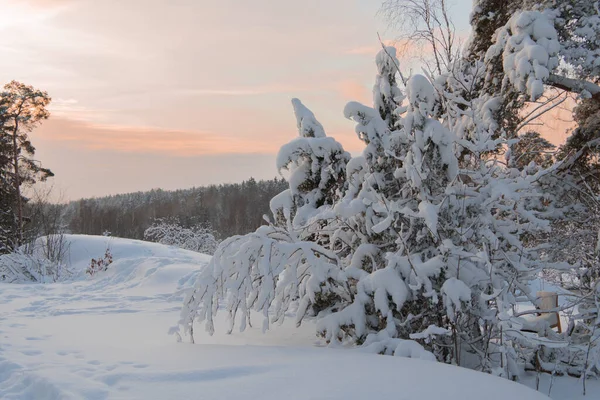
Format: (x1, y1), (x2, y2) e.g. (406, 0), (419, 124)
(0, 0), (571, 200)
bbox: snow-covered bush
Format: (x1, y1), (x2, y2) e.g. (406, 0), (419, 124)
(144, 219), (218, 255)
(178, 224), (350, 341)
(0, 234), (72, 283)
(0, 251), (67, 283)
(24, 233), (71, 268)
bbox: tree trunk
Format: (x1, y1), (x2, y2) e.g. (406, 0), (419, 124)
(11, 119), (22, 246)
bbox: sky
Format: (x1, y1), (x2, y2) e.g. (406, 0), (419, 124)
(0, 0), (572, 200)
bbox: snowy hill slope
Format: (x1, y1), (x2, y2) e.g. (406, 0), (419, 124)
(0, 235), (581, 399)
(37, 234), (210, 284)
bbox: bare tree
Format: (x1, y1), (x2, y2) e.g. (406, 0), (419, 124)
(380, 0), (459, 76)
(23, 184), (70, 266)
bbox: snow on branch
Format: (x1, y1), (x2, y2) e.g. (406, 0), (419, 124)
(486, 10), (560, 101)
(546, 74), (600, 98)
(176, 225), (349, 340)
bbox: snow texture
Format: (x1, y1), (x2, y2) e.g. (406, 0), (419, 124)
(486, 10), (560, 100)
(0, 235), (560, 400)
(291, 97), (326, 138)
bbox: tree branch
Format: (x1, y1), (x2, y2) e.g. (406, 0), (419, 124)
(546, 74), (600, 99)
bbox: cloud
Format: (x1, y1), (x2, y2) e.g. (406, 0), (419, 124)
(48, 98), (111, 122)
(175, 82), (313, 97)
(35, 117), (282, 156)
(20, 0), (72, 9)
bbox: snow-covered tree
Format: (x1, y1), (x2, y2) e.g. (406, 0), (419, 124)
(0, 144), (17, 254)
(177, 0), (600, 380)
(481, 1), (600, 122)
(326, 69), (556, 375)
(271, 98), (350, 230)
(175, 99), (350, 342)
(178, 46), (557, 377)
(317, 73), (460, 360)
(468, 0), (524, 58)
(374, 46), (405, 129)
(144, 219), (218, 255)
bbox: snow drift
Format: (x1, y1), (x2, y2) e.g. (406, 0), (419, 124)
(0, 235), (568, 399)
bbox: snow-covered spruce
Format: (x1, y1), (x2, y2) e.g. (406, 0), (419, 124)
(374, 46), (405, 129)
(177, 99), (351, 342)
(177, 46), (559, 377)
(272, 98), (350, 230)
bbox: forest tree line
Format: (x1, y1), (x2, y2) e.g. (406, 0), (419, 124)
(62, 178), (288, 240)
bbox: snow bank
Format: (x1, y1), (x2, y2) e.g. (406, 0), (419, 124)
(47, 234), (209, 272)
(0, 235), (573, 399)
(32, 234), (210, 288)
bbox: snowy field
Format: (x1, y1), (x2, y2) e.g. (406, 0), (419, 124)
(0, 235), (596, 399)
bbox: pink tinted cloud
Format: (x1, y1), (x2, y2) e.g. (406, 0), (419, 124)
(36, 117), (281, 156)
(175, 82), (313, 97)
(48, 98), (110, 122)
(22, 0), (71, 8)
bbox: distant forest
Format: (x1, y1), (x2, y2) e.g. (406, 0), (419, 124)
(62, 178), (287, 240)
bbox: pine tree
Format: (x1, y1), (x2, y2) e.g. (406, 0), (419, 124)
(511, 131), (555, 169)
(271, 98), (350, 230)
(0, 128), (17, 253)
(317, 74), (461, 360)
(0, 81), (53, 247)
(374, 46), (405, 129)
(467, 0), (523, 60)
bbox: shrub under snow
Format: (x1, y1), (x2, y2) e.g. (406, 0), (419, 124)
(0, 252), (68, 283)
(86, 248), (113, 276)
(144, 219), (218, 255)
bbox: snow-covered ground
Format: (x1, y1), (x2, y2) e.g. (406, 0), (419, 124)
(0, 235), (595, 399)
